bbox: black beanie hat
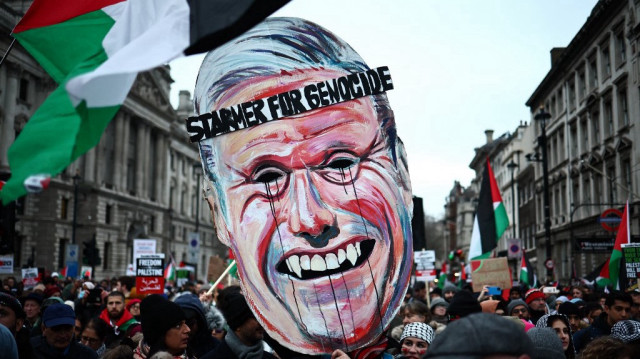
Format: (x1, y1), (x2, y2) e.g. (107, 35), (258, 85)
(557, 301), (581, 317)
(140, 294), (186, 345)
(219, 292), (255, 331)
(447, 290), (482, 319)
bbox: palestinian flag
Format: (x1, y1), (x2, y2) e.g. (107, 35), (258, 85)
(437, 261), (448, 289)
(519, 249), (536, 287)
(164, 256), (177, 282)
(597, 202), (630, 290)
(1, 0), (288, 204)
(468, 158), (509, 260)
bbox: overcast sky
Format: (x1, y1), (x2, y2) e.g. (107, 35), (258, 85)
(169, 0), (598, 217)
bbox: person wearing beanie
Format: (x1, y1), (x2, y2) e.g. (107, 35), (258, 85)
(30, 303), (97, 359)
(174, 293), (220, 358)
(136, 294), (193, 359)
(446, 291), (481, 321)
(126, 299), (141, 322)
(536, 313), (575, 359)
(442, 284), (459, 302)
(525, 288), (547, 324)
(425, 313), (534, 358)
(1, 292), (35, 359)
(429, 297), (449, 325)
(201, 292), (275, 359)
(507, 299), (530, 321)
(397, 322), (434, 359)
(21, 292), (43, 331)
(526, 327), (565, 359)
(558, 301), (585, 333)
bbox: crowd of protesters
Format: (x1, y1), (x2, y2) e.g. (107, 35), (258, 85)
(1, 272), (639, 358)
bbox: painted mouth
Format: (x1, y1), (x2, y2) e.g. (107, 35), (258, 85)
(276, 239), (375, 280)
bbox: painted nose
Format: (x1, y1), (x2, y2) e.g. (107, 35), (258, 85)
(288, 172), (337, 248)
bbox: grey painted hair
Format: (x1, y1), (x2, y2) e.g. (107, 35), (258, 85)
(193, 17), (399, 181)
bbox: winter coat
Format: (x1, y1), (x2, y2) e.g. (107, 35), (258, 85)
(30, 335), (98, 359)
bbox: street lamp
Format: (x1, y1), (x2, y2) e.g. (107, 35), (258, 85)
(507, 161), (519, 238)
(534, 107), (553, 281)
(71, 170), (81, 244)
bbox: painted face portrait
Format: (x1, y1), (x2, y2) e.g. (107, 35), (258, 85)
(194, 18), (413, 354)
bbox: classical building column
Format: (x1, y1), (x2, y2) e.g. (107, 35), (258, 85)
(155, 133), (166, 203)
(135, 123), (145, 196)
(0, 63), (20, 171)
(113, 113), (124, 191)
(120, 113), (130, 190)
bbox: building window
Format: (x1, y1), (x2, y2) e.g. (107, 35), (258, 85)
(594, 173), (603, 204)
(604, 99), (613, 138)
(19, 78), (29, 102)
(591, 112), (600, 144)
(572, 180), (579, 207)
(568, 79), (576, 110)
(619, 88), (628, 126)
(581, 118), (589, 150)
(583, 176), (591, 204)
(570, 124), (578, 156)
(607, 164), (617, 203)
(623, 158), (632, 199)
(578, 70), (586, 99)
(602, 45), (611, 78)
(103, 242), (111, 270)
(589, 56), (598, 89)
(61, 197), (69, 220)
(58, 238), (67, 270)
(615, 29), (626, 66)
(557, 88), (564, 112)
(127, 122), (138, 194)
(150, 215), (155, 233)
(170, 151), (175, 171)
(105, 204), (112, 224)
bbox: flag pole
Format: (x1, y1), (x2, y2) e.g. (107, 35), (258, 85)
(0, 38), (16, 69)
(207, 260), (236, 295)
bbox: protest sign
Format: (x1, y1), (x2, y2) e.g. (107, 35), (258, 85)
(470, 257), (512, 292)
(207, 256), (225, 283)
(133, 239), (156, 271)
(622, 243), (640, 280)
(136, 254), (164, 294)
(21, 267), (39, 289)
(0, 254), (13, 274)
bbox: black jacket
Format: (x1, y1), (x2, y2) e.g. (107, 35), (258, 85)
(573, 312), (611, 353)
(201, 339), (276, 359)
(30, 335), (98, 359)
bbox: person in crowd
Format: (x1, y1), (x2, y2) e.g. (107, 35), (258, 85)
(411, 282), (427, 304)
(558, 301), (586, 333)
(524, 288), (548, 324)
(536, 313), (575, 359)
(629, 288), (640, 321)
(425, 313), (533, 359)
(396, 322), (434, 359)
(401, 301), (431, 325)
(135, 294), (193, 359)
(73, 314), (84, 342)
(30, 303), (97, 359)
(115, 277), (135, 300)
(570, 286), (583, 300)
(526, 327), (565, 359)
(201, 292), (275, 359)
(22, 292), (43, 331)
(81, 317), (110, 358)
(579, 336), (633, 359)
(573, 290), (632, 352)
(446, 290), (481, 322)
(583, 302), (602, 324)
(61, 279), (81, 301)
(479, 299), (500, 314)
(597, 292), (607, 309)
(510, 284), (522, 301)
(610, 319), (640, 353)
(126, 299), (141, 322)
(30, 296), (64, 338)
(175, 293), (219, 358)
(99, 291), (141, 347)
(429, 287), (442, 301)
(429, 297), (449, 326)
(442, 284), (458, 302)
(0, 291), (35, 358)
(198, 290), (226, 340)
(0, 323), (18, 359)
(507, 299), (530, 321)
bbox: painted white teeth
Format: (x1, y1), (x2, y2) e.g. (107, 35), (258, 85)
(325, 253), (339, 269)
(338, 248), (346, 264)
(356, 242), (361, 256)
(346, 244), (357, 266)
(288, 255), (302, 278)
(311, 255), (327, 271)
(300, 255), (311, 271)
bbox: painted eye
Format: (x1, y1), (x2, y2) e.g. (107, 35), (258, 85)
(326, 157), (357, 170)
(253, 167), (287, 184)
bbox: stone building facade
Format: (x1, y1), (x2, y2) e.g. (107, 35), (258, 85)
(0, 1), (224, 280)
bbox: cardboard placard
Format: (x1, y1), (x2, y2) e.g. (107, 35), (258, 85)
(470, 257), (512, 292)
(207, 256), (225, 283)
(622, 243), (640, 280)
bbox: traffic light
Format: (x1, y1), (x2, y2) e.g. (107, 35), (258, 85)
(82, 237), (102, 266)
(0, 201), (16, 254)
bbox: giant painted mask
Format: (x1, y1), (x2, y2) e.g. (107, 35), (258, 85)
(188, 17), (413, 354)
